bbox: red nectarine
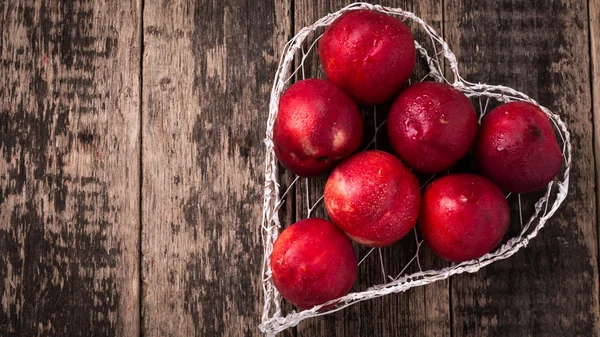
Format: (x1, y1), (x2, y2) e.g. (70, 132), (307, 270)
(270, 218), (358, 309)
(319, 10), (416, 105)
(419, 174), (510, 263)
(324, 150), (421, 247)
(387, 81), (479, 173)
(273, 79), (363, 177)
(474, 101), (562, 193)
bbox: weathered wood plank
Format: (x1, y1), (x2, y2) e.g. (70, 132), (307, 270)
(0, 1), (141, 336)
(293, 1), (450, 336)
(590, 0), (600, 314)
(140, 0), (291, 336)
(444, 1), (600, 335)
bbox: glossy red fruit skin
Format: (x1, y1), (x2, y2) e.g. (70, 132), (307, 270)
(474, 102), (562, 193)
(273, 79), (363, 177)
(419, 174), (510, 263)
(318, 10), (416, 105)
(270, 218), (358, 309)
(324, 150), (421, 247)
(387, 82), (479, 173)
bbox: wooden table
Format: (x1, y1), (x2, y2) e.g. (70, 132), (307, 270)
(1, 0), (599, 336)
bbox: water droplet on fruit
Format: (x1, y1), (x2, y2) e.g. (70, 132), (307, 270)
(404, 120), (420, 139)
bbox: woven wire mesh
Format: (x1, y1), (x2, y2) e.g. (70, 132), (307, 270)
(259, 2), (571, 335)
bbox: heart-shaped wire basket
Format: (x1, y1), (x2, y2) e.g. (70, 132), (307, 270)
(259, 2), (571, 335)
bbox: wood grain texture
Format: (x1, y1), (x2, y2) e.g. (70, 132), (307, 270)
(2, 1), (599, 336)
(140, 0), (290, 336)
(292, 1), (450, 336)
(591, 0), (600, 315)
(445, 1), (600, 335)
(0, 1), (141, 336)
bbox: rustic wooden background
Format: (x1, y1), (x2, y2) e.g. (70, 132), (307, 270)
(1, 0), (599, 336)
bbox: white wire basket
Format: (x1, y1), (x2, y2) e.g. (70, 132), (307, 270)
(259, 2), (571, 335)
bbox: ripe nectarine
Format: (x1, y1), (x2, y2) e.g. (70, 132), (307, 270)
(387, 81), (478, 173)
(270, 218), (358, 309)
(474, 101), (562, 193)
(273, 79), (363, 177)
(324, 150), (421, 247)
(319, 10), (416, 105)
(419, 174), (510, 263)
